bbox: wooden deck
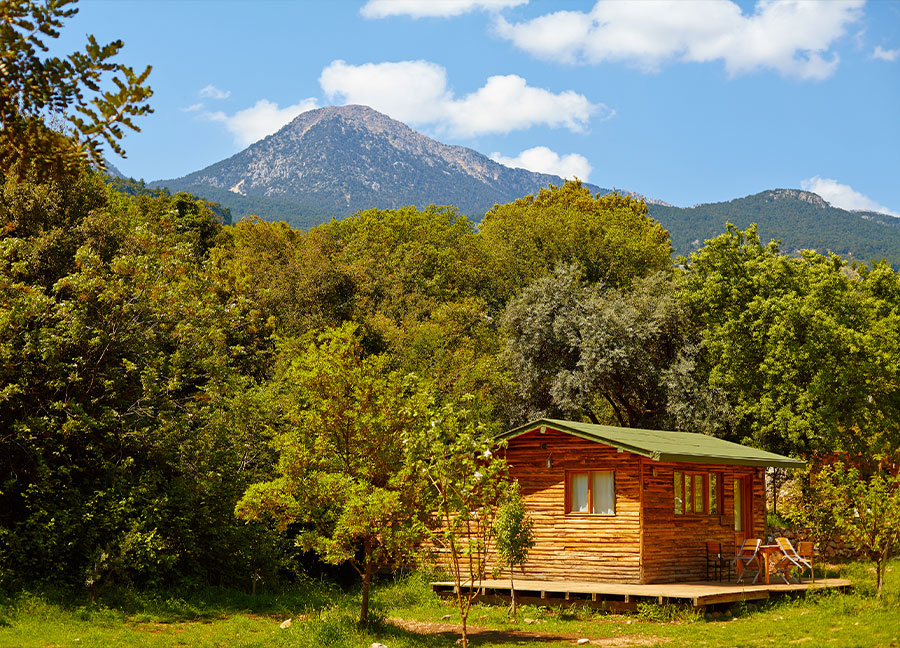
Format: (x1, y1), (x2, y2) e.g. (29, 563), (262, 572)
(431, 577), (851, 610)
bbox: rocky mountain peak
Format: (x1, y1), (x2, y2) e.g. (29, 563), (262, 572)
(154, 104), (603, 224)
(769, 188), (830, 209)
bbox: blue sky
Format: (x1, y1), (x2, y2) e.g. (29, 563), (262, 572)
(56, 0), (899, 213)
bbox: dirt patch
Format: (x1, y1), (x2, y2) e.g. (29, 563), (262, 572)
(131, 614), (307, 634)
(130, 621), (190, 635)
(388, 618), (664, 646)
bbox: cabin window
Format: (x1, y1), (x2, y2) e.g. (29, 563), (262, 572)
(674, 471), (722, 516)
(567, 470), (615, 515)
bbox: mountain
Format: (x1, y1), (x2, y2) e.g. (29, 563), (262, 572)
(103, 160), (125, 178)
(152, 105), (625, 228)
(649, 189), (900, 265)
(150, 104), (900, 265)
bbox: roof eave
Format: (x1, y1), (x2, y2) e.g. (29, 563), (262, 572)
(652, 451), (806, 469)
(499, 420), (657, 460)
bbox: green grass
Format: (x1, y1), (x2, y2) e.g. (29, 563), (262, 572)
(2, 562), (899, 648)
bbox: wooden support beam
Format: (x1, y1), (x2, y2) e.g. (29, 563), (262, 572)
(694, 591), (769, 606)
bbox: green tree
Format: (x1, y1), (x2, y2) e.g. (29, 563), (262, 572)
(792, 456), (900, 594)
(235, 324), (431, 624)
(1, 0), (152, 181)
(0, 168), (277, 590)
(220, 218), (354, 337)
(479, 180), (672, 300)
(683, 225), (900, 455)
(493, 482), (534, 618)
(324, 204), (510, 421)
(410, 404), (508, 648)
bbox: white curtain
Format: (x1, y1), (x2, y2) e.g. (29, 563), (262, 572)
(571, 473), (589, 512)
(592, 471), (615, 515)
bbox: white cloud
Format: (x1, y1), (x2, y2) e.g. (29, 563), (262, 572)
(180, 102), (204, 113)
(495, 0), (864, 80)
(491, 146), (592, 181)
(361, 0), (525, 19)
(872, 45), (900, 62)
(199, 84), (231, 100)
(801, 176), (899, 217)
(320, 60), (452, 125)
(319, 59), (605, 137)
(206, 98), (320, 147)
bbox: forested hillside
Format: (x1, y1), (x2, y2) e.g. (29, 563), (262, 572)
(651, 189), (900, 265)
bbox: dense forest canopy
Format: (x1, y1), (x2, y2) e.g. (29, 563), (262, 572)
(4, 164), (900, 591)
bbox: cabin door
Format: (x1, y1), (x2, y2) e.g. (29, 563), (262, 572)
(733, 476), (753, 550)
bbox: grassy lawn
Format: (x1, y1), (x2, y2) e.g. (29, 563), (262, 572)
(1, 561), (899, 648)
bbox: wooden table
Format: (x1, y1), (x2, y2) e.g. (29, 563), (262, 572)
(758, 544), (786, 585)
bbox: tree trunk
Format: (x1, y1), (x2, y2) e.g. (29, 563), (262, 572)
(876, 556), (884, 595)
(510, 567), (517, 618)
(360, 540), (374, 624)
(876, 543), (890, 595)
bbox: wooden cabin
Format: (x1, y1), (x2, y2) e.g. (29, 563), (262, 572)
(496, 418), (804, 584)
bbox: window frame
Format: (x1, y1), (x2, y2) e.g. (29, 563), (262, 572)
(673, 470), (722, 517)
(565, 469), (616, 516)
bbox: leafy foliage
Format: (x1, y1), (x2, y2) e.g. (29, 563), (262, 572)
(492, 481), (534, 617)
(682, 225), (900, 455)
(323, 204), (512, 422)
(493, 483), (534, 575)
(791, 456), (900, 594)
(235, 324), (432, 623)
(502, 265), (713, 428)
(409, 404), (508, 648)
(0, 0), (153, 180)
(0, 167), (280, 590)
(479, 180), (672, 300)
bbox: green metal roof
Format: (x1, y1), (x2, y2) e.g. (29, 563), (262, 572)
(500, 418), (805, 469)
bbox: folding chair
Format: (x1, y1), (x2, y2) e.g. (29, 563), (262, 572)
(732, 538), (762, 584)
(705, 541), (732, 581)
(773, 537), (812, 584)
(797, 541), (816, 582)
